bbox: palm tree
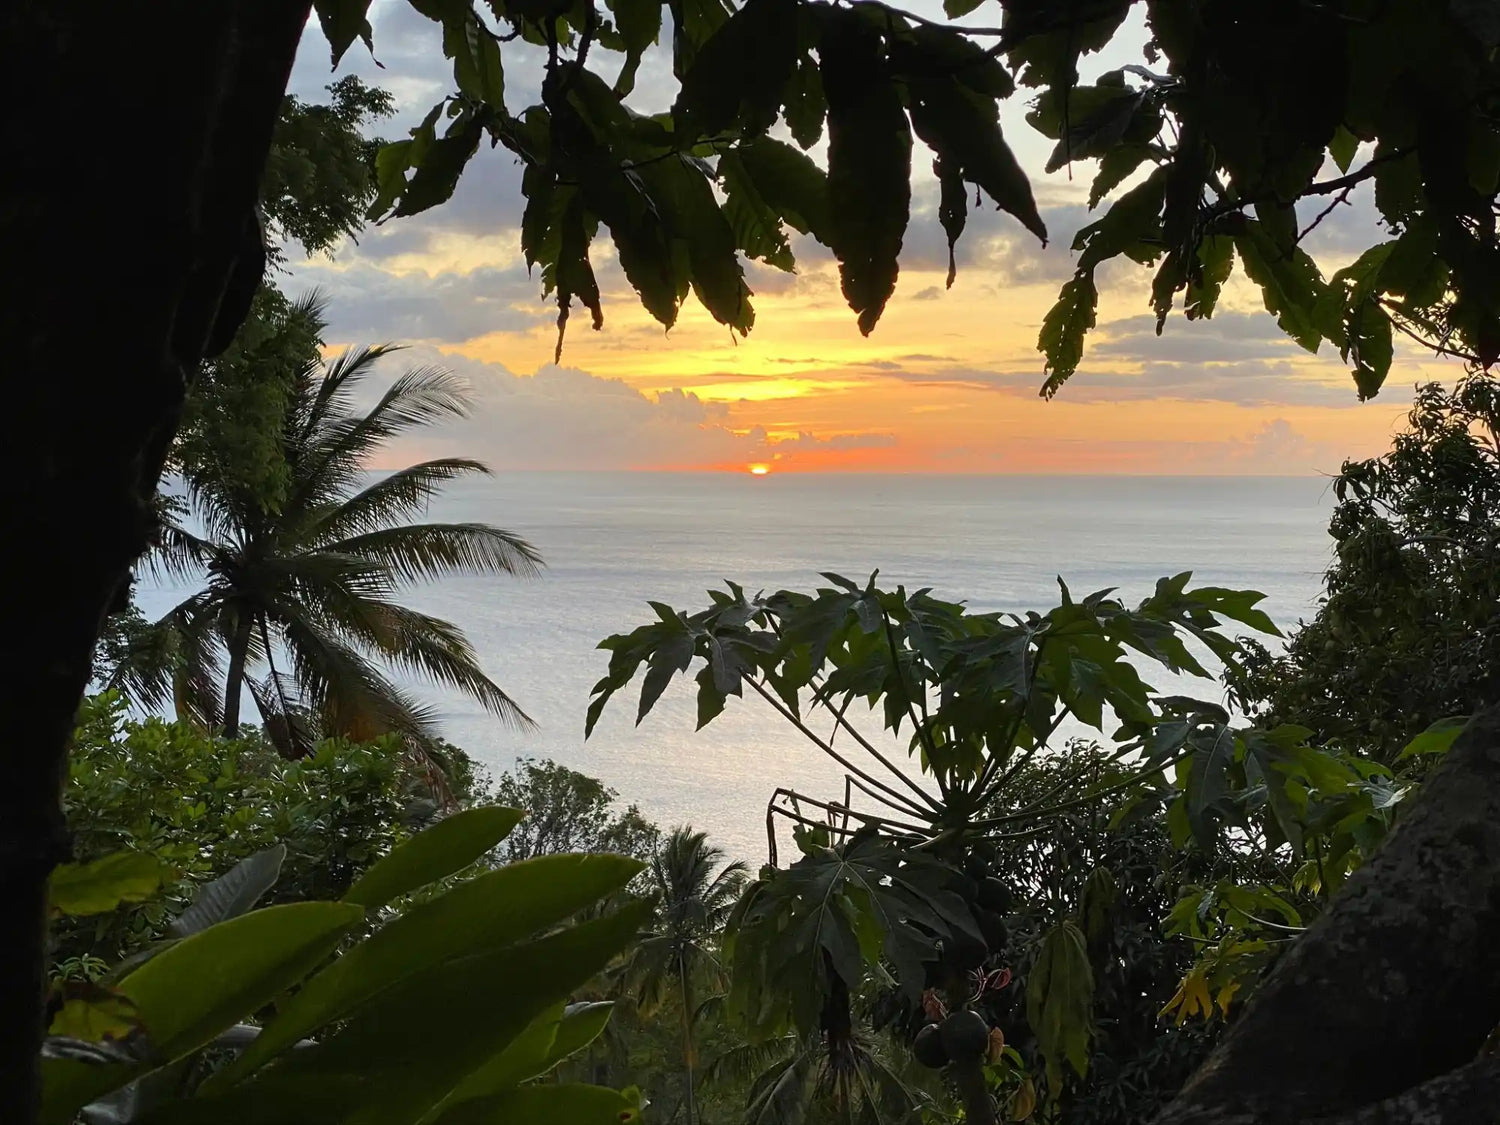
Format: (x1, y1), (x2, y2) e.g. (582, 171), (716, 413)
(620, 828), (748, 1125)
(113, 294), (541, 754)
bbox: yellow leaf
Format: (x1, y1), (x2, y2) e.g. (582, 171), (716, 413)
(1160, 968), (1213, 1025)
(1214, 978), (1241, 1017)
(48, 989), (144, 1043)
(1009, 1076), (1036, 1121)
(987, 1025), (1007, 1063)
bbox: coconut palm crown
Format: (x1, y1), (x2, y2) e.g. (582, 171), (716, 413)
(113, 295), (541, 754)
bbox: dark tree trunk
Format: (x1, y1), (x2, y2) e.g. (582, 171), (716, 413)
(1155, 707), (1500, 1124)
(222, 613), (255, 737)
(0, 3), (309, 1118)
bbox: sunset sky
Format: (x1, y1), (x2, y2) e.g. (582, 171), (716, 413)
(280, 2), (1458, 475)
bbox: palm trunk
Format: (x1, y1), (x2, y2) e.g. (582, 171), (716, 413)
(0, 3), (307, 1119)
(679, 960), (697, 1125)
(222, 613), (255, 737)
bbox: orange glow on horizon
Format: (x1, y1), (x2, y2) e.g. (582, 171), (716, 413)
(748, 464), (770, 475)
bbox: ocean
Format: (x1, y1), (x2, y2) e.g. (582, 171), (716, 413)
(136, 472), (1338, 860)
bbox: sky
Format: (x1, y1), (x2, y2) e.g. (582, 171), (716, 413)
(279, 1), (1458, 475)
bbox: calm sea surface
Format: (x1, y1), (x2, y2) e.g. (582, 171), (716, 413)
(137, 473), (1337, 859)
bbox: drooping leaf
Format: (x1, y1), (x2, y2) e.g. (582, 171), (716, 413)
(674, 0), (799, 137)
(783, 53), (826, 150)
(1234, 218), (1328, 353)
(1039, 273), (1099, 397)
(314, 0), (375, 67)
(821, 17), (912, 335)
(936, 159), (967, 289)
(342, 805), (523, 910)
(393, 111), (484, 219)
(1025, 921), (1094, 1096)
(607, 0), (663, 96)
(907, 76), (1046, 244)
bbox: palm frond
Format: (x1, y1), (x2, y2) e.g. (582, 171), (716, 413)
(140, 523), (219, 585)
(108, 596), (225, 728)
(745, 1043), (820, 1125)
(361, 603), (534, 729)
(702, 1035), (800, 1090)
(304, 459), (494, 545)
(280, 615), (440, 745)
(328, 522), (544, 584)
(290, 360), (472, 514)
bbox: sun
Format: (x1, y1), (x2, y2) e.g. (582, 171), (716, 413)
(748, 464), (770, 476)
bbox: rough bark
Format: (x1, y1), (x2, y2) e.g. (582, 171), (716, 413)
(0, 3), (309, 1118)
(1155, 707), (1500, 1124)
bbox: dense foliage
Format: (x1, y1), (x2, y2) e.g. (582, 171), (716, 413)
(1239, 373), (1500, 761)
(53, 693), (440, 975)
(489, 758), (660, 863)
(318, 0), (1500, 397)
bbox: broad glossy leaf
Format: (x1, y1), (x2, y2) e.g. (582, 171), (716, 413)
(209, 906), (649, 1125)
(43, 904), (363, 1124)
(1396, 716), (1468, 761)
(49, 852), (166, 918)
(438, 1001), (615, 1110)
(428, 1085), (642, 1125)
(342, 805), (523, 910)
(212, 854), (641, 1085)
(821, 17), (912, 334)
(169, 845), (285, 937)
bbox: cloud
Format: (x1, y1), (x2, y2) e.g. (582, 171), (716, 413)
(345, 346), (890, 471)
(297, 261), (548, 343)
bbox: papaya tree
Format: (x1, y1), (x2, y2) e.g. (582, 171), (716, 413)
(7, 1), (1500, 1121)
(584, 572), (1281, 1119)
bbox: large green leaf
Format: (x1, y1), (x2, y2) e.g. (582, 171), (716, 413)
(907, 76), (1045, 244)
(43, 903), (363, 1124)
(820, 16), (912, 335)
(344, 805), (522, 910)
(212, 853), (642, 1084)
(435, 1001), (616, 1112)
(49, 852), (166, 917)
(726, 829), (978, 1037)
(190, 905), (649, 1125)
(393, 112), (483, 219)
(169, 845), (285, 937)
(428, 1085), (643, 1125)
